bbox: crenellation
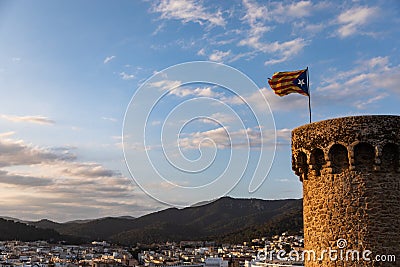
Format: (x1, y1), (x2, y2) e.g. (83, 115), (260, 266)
(292, 115), (400, 267)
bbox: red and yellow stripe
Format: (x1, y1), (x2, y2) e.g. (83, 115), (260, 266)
(268, 69), (308, 96)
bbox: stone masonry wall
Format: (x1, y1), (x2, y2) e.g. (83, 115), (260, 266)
(292, 115), (400, 267)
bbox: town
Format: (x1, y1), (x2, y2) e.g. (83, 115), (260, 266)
(0, 233), (304, 267)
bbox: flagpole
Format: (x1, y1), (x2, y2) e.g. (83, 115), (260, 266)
(307, 67), (311, 123)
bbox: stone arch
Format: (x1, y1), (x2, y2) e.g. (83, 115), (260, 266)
(310, 148), (325, 175)
(328, 144), (349, 174)
(296, 151), (308, 180)
(381, 143), (399, 172)
(354, 142), (375, 171)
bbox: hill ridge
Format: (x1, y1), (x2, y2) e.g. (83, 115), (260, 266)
(1, 197), (302, 245)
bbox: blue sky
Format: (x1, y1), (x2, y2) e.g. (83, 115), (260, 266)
(0, 0), (399, 221)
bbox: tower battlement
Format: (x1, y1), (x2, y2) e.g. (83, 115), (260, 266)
(292, 115), (400, 267)
(292, 115), (400, 181)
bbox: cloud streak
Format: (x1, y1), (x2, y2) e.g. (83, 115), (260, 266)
(317, 56), (400, 108)
(0, 170), (54, 187)
(208, 50), (231, 63)
(151, 0), (225, 27)
(336, 6), (379, 38)
(103, 55), (116, 64)
(178, 126), (289, 150)
(169, 86), (220, 98)
(0, 114), (55, 125)
(119, 72), (135, 80)
(238, 0), (312, 65)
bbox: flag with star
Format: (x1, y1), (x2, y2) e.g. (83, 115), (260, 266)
(268, 68), (309, 96)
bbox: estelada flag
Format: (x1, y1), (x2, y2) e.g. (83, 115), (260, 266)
(268, 68), (309, 96)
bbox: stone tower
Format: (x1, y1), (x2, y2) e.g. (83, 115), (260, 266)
(292, 115), (399, 267)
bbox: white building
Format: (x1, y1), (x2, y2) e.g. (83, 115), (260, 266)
(204, 258), (228, 267)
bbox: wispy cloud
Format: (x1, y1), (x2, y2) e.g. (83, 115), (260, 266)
(62, 163), (118, 178)
(169, 86), (220, 98)
(149, 79), (182, 91)
(0, 170), (53, 187)
(336, 6), (379, 38)
(0, 131), (16, 138)
(354, 93), (388, 110)
(0, 114), (55, 125)
(208, 50), (231, 63)
(101, 116), (118, 122)
(178, 126), (289, 150)
(151, 0), (225, 27)
(197, 48), (206, 56)
(275, 178), (290, 183)
(103, 55), (116, 64)
(119, 71), (135, 80)
(0, 134), (75, 168)
(292, 21), (325, 36)
(267, 0), (314, 23)
(241, 0), (269, 25)
(317, 56), (400, 108)
(197, 112), (235, 125)
(238, 0), (311, 65)
(263, 38), (309, 66)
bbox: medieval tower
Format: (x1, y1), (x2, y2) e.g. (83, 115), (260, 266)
(292, 115), (399, 267)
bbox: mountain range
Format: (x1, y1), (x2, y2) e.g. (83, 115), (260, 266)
(0, 197), (302, 245)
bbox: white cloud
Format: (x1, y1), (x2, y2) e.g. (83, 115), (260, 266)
(169, 86), (220, 98)
(103, 55), (116, 64)
(0, 114), (55, 125)
(0, 131), (16, 138)
(0, 170), (53, 187)
(208, 50), (231, 62)
(178, 126), (289, 150)
(317, 56), (400, 108)
(264, 38), (309, 66)
(101, 116), (118, 122)
(149, 120), (161, 127)
(151, 0), (225, 27)
(354, 93), (389, 110)
(152, 22), (166, 35)
(293, 21), (325, 35)
(197, 48), (206, 56)
(238, 34), (308, 66)
(198, 48), (242, 63)
(197, 112), (235, 125)
(241, 0), (317, 25)
(119, 71), (135, 80)
(241, 0), (269, 25)
(179, 127), (232, 149)
(275, 178), (290, 182)
(269, 0), (313, 22)
(149, 78), (219, 98)
(239, 0), (310, 65)
(62, 163), (118, 178)
(336, 6), (379, 38)
(149, 79), (182, 91)
(0, 135), (75, 168)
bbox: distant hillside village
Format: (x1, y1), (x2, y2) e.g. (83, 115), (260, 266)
(0, 233), (304, 267)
